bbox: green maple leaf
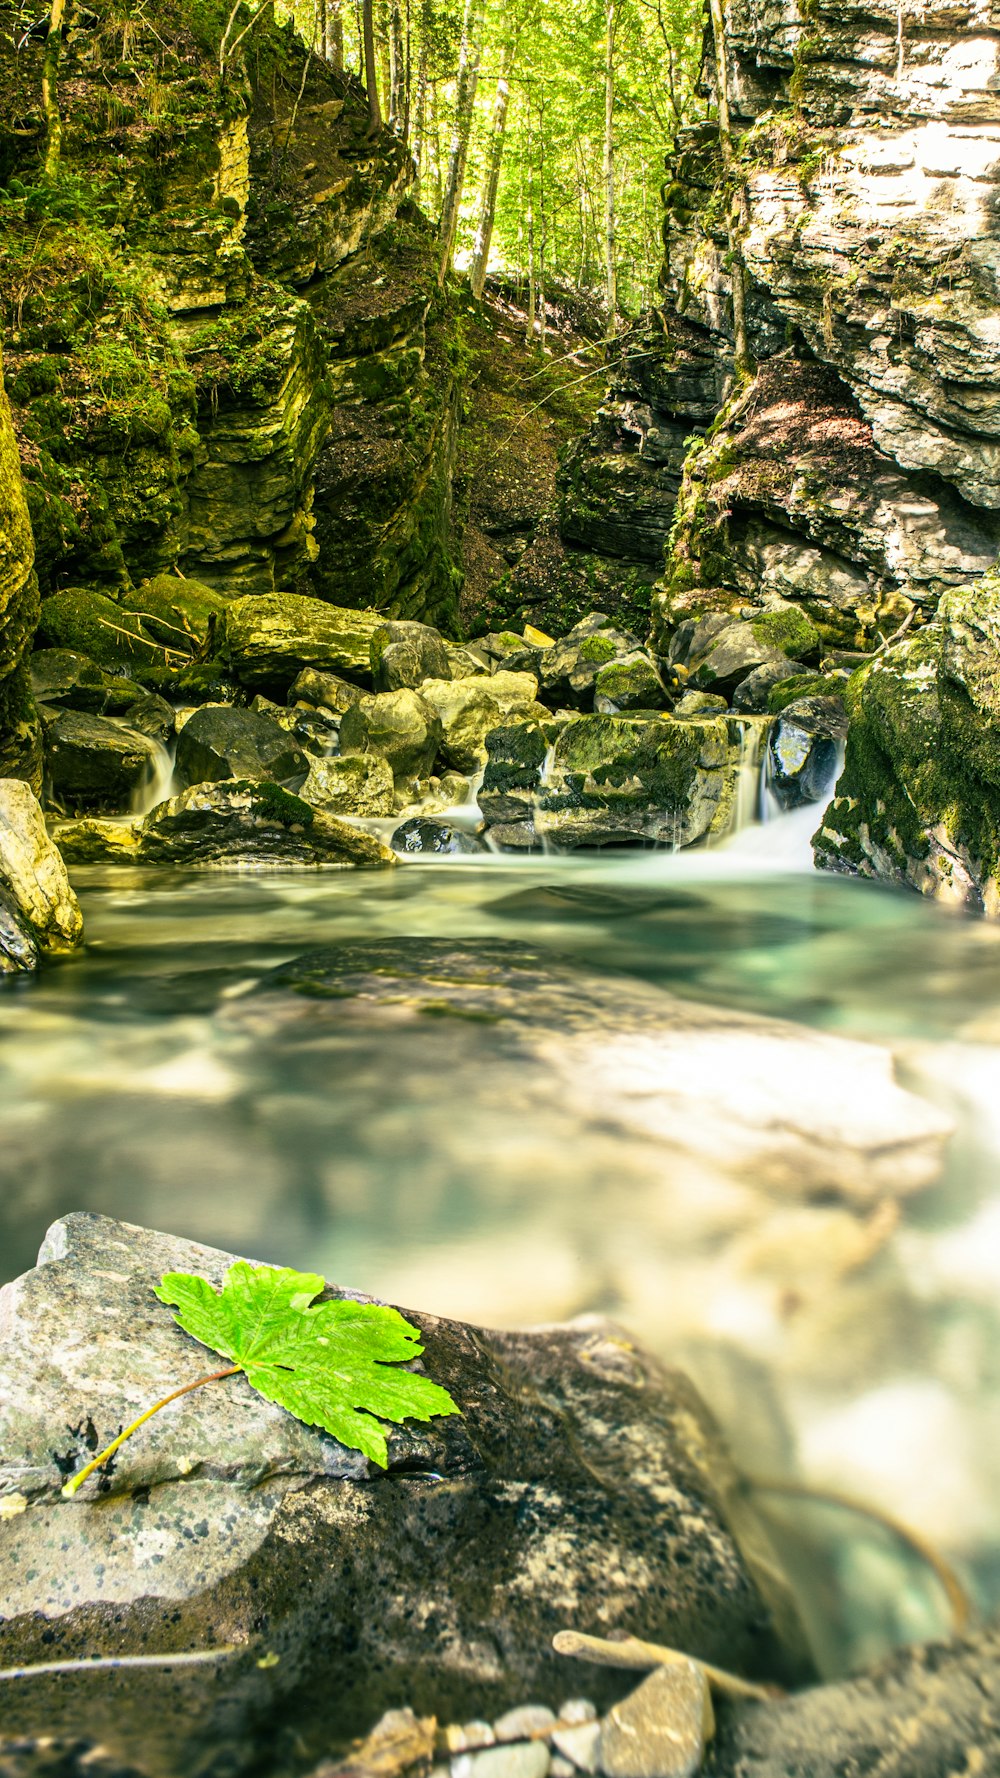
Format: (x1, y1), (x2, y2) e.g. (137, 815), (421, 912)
(153, 1261), (460, 1467)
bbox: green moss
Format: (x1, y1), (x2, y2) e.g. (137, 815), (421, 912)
(577, 634), (618, 665)
(35, 588), (160, 667)
(230, 778), (316, 827)
(767, 672), (847, 712)
(750, 609), (820, 660)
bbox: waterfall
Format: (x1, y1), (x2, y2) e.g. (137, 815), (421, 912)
(131, 739), (177, 816)
(723, 736), (845, 868)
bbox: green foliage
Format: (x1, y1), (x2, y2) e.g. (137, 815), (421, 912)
(155, 1262), (460, 1466)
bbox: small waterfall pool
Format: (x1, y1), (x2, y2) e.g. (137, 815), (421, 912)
(2, 810), (999, 1676)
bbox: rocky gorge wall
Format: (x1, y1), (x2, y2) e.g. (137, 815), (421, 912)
(0, 0), (463, 652)
(570, 0), (1000, 908)
(0, 340), (39, 785)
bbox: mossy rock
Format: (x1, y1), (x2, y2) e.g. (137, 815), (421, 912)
(767, 672), (850, 713)
(121, 575), (231, 651)
(750, 610), (821, 662)
(35, 589), (160, 670)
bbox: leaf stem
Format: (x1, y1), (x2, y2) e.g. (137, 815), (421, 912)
(61, 1366), (243, 1499)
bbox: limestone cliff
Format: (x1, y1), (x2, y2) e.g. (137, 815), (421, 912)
(0, 0), (461, 628)
(581, 0), (1000, 907)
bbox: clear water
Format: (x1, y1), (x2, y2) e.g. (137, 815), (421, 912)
(2, 848), (1000, 1675)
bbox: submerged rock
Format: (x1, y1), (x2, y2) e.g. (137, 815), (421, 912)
(220, 593), (383, 695)
(0, 778), (83, 971)
(173, 704), (309, 792)
(0, 1213), (811, 1771)
(391, 817), (487, 855)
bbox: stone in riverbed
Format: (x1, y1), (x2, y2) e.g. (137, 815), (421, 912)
(597, 1662), (712, 1778)
(300, 752), (395, 816)
(44, 709), (163, 812)
(220, 593), (383, 695)
(767, 696), (847, 811)
(594, 653), (667, 714)
(469, 1747), (550, 1778)
(29, 649), (148, 718)
(34, 588), (160, 672)
(173, 703), (309, 792)
(391, 817), (487, 855)
(291, 665), (368, 716)
(493, 1705), (557, 1742)
(119, 573), (229, 651)
(0, 1212), (811, 1772)
(138, 780), (395, 867)
(339, 687), (443, 781)
(371, 619), (450, 691)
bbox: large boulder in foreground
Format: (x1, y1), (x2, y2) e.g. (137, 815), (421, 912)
(50, 781), (396, 869)
(0, 1214), (812, 1773)
(0, 778), (83, 972)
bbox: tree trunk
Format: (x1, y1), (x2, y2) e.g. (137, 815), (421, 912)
(363, 0), (382, 131)
(410, 0), (433, 198)
(468, 33), (516, 299)
(42, 0), (67, 179)
(707, 0), (751, 375)
(437, 0), (482, 283)
(388, 0), (404, 126)
(328, 0), (343, 68)
(603, 0), (618, 339)
(525, 116), (536, 345)
(537, 104), (547, 349)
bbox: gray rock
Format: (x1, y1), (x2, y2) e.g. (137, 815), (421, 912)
(597, 1662), (711, 1778)
(421, 674), (540, 773)
(339, 688), (443, 782)
(672, 692), (728, 718)
(371, 620), (450, 692)
(535, 713), (739, 850)
(551, 1721), (601, 1772)
(123, 693), (176, 747)
(29, 650), (147, 718)
(708, 1628), (1000, 1778)
(174, 703), (309, 792)
(594, 653), (667, 714)
(44, 710), (163, 812)
(470, 1747), (550, 1778)
(0, 778), (84, 968)
(731, 660), (805, 715)
(538, 623), (638, 711)
(0, 1212), (812, 1770)
(494, 1704), (557, 1741)
(391, 818), (488, 855)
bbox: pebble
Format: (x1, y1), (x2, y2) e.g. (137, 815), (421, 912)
(448, 1723), (496, 1752)
(597, 1662), (711, 1778)
(469, 1744), (551, 1778)
(551, 1720), (601, 1773)
(494, 1705), (557, 1742)
(558, 1701), (597, 1726)
(550, 1761), (575, 1778)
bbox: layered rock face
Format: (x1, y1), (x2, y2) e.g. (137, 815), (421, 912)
(0, 3), (460, 628)
(564, 0), (1000, 903)
(0, 342), (40, 785)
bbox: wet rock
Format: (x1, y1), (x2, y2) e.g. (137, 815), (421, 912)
(482, 721), (548, 795)
(339, 688), (443, 782)
(300, 753), (395, 817)
(0, 1212), (811, 1769)
(594, 653), (667, 714)
(672, 692), (728, 718)
(44, 710), (163, 812)
(420, 673), (540, 772)
(678, 614), (818, 701)
(291, 666), (368, 716)
(446, 644), (491, 678)
(122, 693), (176, 748)
(49, 816), (143, 866)
(708, 1628), (1000, 1778)
(536, 713), (738, 850)
(732, 660), (805, 715)
(371, 620), (450, 692)
(391, 818), (487, 856)
(173, 704), (309, 792)
(0, 778), (83, 970)
(767, 697), (847, 811)
(597, 1662), (712, 1778)
(558, 1702), (598, 1726)
(220, 593), (383, 695)
(137, 781), (395, 868)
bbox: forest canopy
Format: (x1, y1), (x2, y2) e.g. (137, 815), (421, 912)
(278, 0), (706, 322)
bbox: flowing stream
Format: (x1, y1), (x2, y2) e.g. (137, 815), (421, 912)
(3, 784), (999, 1677)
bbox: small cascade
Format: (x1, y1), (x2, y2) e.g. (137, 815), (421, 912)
(131, 739), (177, 816)
(724, 736), (845, 868)
(724, 716), (769, 839)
